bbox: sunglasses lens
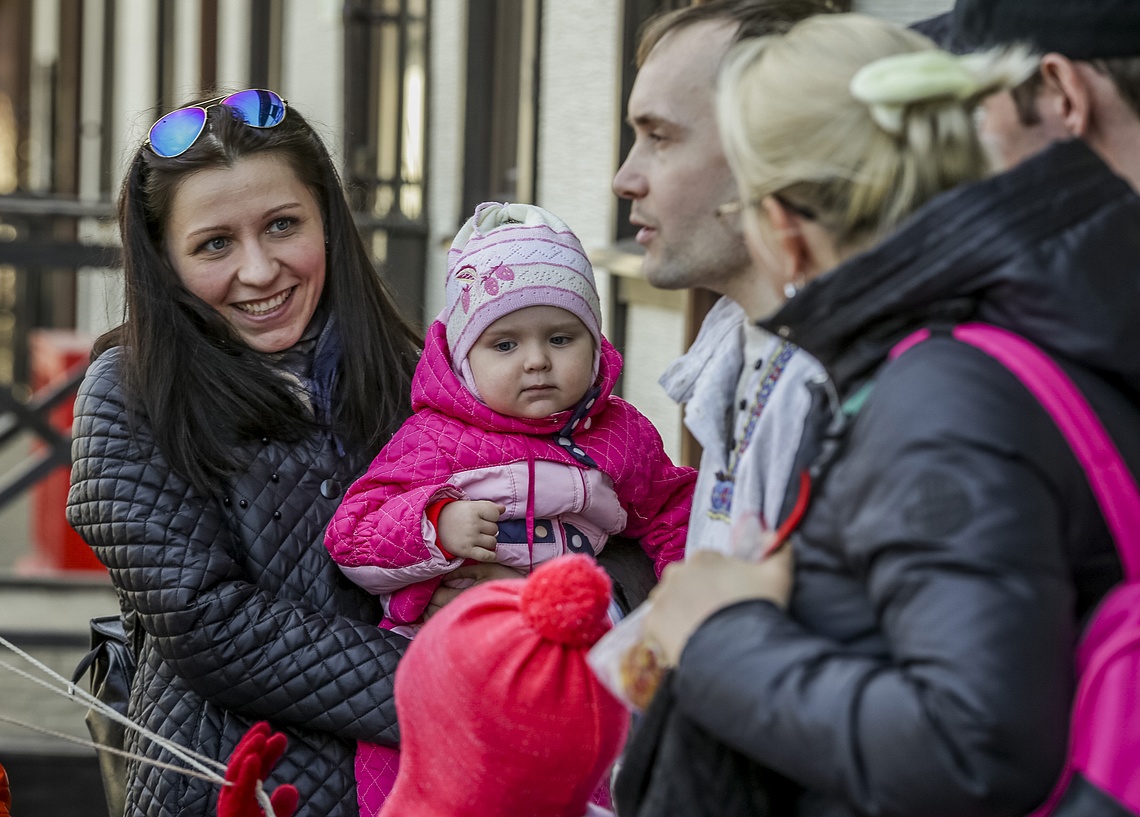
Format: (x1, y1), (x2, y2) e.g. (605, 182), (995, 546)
(148, 107), (207, 158)
(147, 90), (286, 158)
(222, 89), (286, 128)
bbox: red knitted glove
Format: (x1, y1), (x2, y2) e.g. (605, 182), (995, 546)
(217, 722), (299, 817)
(0, 761), (11, 817)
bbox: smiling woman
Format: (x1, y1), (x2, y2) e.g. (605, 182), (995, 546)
(65, 91), (421, 817)
(165, 153), (327, 354)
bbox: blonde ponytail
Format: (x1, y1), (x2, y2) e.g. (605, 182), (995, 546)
(717, 13), (1039, 251)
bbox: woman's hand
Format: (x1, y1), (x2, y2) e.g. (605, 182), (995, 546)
(644, 546), (794, 666)
(424, 562), (525, 620)
(437, 500), (504, 562)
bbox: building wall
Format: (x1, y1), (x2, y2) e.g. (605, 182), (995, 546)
(280, 0), (344, 168)
(536, 1), (693, 458)
(66, 0), (955, 454)
(423, 0), (686, 459)
(425, 0), (468, 323)
(424, 0), (627, 318)
(75, 0), (162, 337)
(535, 1), (622, 265)
(27, 0), (60, 192)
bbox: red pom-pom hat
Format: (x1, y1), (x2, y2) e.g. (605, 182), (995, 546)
(380, 554), (628, 817)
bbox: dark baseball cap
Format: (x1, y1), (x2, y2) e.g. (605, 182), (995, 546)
(914, 0), (1140, 59)
(910, 11), (966, 53)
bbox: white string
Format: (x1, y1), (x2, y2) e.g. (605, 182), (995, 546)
(0, 635), (226, 778)
(0, 635), (289, 816)
(257, 784), (275, 816)
(0, 713), (227, 785)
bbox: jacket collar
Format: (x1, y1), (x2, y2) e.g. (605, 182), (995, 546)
(658, 296), (746, 405)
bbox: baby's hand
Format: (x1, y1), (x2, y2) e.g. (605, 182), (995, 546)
(436, 500), (504, 562)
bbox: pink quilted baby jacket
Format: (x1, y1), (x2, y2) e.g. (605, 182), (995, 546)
(325, 320), (695, 625)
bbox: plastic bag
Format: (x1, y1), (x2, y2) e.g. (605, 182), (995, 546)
(588, 603), (666, 711)
(589, 511), (779, 711)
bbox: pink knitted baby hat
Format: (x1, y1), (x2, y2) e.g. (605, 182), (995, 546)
(379, 555), (629, 817)
(445, 202), (602, 396)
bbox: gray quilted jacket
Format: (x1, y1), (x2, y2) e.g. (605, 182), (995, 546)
(67, 348), (408, 817)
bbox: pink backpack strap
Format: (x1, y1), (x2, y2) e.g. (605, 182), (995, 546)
(891, 323), (1140, 581)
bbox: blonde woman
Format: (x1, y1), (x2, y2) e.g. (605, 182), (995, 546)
(630, 13), (1140, 817)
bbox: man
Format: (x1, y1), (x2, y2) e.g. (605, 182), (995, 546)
(612, 0), (831, 555)
(921, 0), (1140, 188)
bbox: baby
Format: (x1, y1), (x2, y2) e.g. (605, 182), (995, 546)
(325, 201), (694, 813)
(326, 201), (694, 634)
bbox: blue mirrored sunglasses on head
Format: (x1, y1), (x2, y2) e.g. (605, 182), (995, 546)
(147, 89), (287, 158)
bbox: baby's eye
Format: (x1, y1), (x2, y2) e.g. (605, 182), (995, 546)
(494, 340), (516, 352)
(550, 335), (573, 346)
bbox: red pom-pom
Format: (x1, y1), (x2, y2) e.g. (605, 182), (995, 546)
(520, 555), (612, 647)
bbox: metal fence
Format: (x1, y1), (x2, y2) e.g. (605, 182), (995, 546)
(0, 194), (117, 513)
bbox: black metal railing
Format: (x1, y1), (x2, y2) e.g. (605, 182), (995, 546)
(0, 194), (118, 512)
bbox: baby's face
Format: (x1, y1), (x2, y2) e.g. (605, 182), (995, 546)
(468, 306), (595, 419)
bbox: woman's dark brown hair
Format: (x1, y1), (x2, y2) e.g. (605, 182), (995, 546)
(102, 96), (420, 492)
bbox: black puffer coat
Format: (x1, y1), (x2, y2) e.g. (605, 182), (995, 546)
(67, 347), (407, 817)
(671, 141), (1140, 817)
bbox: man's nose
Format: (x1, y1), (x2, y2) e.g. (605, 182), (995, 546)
(612, 151), (646, 200)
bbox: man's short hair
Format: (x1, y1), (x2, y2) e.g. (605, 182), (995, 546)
(635, 0), (848, 67)
(1094, 57), (1140, 121)
(1011, 57), (1140, 126)
(1009, 72), (1046, 126)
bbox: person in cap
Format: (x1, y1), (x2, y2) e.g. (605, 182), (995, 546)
(378, 554), (628, 817)
(922, 0), (1140, 188)
(325, 201), (694, 812)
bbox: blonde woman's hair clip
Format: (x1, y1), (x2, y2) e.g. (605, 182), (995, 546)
(850, 48), (1038, 135)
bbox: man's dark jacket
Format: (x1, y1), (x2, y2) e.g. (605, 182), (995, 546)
(673, 141), (1139, 817)
(67, 347), (407, 817)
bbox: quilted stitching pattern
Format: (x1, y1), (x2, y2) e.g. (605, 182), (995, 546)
(354, 741), (400, 816)
(388, 577), (443, 625)
(326, 321), (696, 618)
(66, 349), (408, 817)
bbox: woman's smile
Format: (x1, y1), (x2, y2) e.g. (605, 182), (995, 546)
(232, 285), (296, 317)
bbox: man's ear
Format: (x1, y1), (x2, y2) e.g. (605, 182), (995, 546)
(1039, 52), (1092, 138)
